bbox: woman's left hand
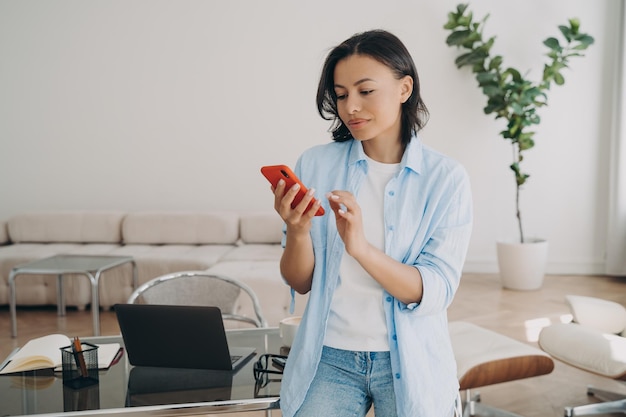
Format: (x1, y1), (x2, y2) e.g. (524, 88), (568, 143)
(327, 191), (369, 258)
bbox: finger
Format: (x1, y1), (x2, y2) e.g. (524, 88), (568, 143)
(304, 196), (322, 220)
(326, 193), (342, 213)
(279, 182), (300, 210)
(327, 192), (355, 214)
(276, 181), (299, 218)
(294, 187), (317, 216)
(273, 179), (286, 210)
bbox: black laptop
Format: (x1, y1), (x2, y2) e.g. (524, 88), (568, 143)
(114, 304), (256, 371)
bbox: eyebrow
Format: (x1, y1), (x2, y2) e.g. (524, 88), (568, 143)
(334, 78), (376, 89)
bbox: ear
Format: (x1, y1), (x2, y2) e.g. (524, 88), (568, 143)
(399, 75), (413, 103)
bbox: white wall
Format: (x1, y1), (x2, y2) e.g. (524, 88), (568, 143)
(0, 0), (617, 274)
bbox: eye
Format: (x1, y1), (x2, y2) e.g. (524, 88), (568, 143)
(335, 93), (347, 101)
(360, 89), (375, 96)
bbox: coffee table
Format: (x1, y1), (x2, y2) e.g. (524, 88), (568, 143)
(9, 255), (138, 337)
(0, 328), (283, 416)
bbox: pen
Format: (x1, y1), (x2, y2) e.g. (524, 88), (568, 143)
(73, 336), (88, 378)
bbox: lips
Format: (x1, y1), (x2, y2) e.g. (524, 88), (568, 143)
(347, 118), (368, 129)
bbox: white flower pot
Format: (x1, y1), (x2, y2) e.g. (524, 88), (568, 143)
(496, 239), (548, 290)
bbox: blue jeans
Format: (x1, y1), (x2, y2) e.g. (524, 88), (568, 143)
(294, 345), (397, 417)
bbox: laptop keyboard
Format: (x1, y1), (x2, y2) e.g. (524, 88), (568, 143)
(230, 355), (242, 364)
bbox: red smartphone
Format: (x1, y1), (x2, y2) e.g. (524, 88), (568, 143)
(261, 165), (325, 216)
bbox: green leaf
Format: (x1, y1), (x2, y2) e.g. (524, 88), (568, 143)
(476, 71), (499, 84)
(518, 135), (535, 151)
(443, 15), (460, 30)
(576, 34), (595, 47)
(484, 100), (505, 115)
(543, 37), (561, 51)
(558, 25), (573, 42)
(461, 32), (482, 48)
(554, 72), (565, 85)
(569, 18), (580, 34)
(510, 162), (530, 186)
(489, 55), (503, 70)
(483, 85), (503, 97)
(455, 50), (488, 67)
(529, 114), (541, 125)
(504, 67), (522, 82)
(517, 173), (530, 186)
(458, 14), (472, 27)
(446, 30), (472, 46)
(511, 102), (524, 115)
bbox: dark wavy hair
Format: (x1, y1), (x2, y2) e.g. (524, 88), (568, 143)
(316, 30), (429, 146)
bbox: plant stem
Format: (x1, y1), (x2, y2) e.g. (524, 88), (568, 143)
(516, 181), (524, 243)
(514, 143), (524, 243)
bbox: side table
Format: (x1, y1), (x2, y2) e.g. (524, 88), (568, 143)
(9, 254), (137, 337)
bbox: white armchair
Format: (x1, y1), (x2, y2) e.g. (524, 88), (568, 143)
(538, 295), (626, 416)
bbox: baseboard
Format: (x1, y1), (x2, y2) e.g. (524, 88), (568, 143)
(463, 260), (606, 275)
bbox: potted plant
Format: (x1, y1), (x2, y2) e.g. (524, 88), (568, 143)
(443, 4), (594, 289)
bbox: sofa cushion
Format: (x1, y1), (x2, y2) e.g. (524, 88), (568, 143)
(220, 243), (283, 262)
(111, 244), (234, 267)
(8, 211), (125, 243)
(122, 212), (240, 244)
(239, 212), (283, 244)
(539, 322), (626, 379)
(566, 295), (626, 335)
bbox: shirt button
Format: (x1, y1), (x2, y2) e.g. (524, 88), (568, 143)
(388, 191), (395, 196)
(392, 334), (397, 341)
(395, 373), (401, 379)
(386, 296), (392, 302)
(388, 225), (394, 231)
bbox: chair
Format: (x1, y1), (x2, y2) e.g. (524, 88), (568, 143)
(538, 295), (626, 416)
(449, 321), (555, 417)
(126, 271), (268, 328)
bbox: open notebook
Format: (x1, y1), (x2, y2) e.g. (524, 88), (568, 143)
(0, 334), (121, 374)
(114, 304), (256, 371)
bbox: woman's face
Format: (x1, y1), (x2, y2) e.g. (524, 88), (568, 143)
(333, 54), (412, 145)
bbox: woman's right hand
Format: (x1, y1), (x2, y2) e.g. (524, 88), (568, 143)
(272, 179), (321, 235)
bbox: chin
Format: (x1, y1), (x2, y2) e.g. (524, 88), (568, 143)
(348, 131), (371, 142)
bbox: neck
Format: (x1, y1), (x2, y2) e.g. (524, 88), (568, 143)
(362, 139), (404, 163)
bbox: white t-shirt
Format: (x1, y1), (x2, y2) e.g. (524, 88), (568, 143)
(324, 156), (400, 351)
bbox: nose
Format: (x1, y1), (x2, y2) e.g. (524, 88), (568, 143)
(344, 94), (361, 114)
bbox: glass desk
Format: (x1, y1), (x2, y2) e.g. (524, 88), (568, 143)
(9, 255), (138, 337)
(0, 328), (283, 416)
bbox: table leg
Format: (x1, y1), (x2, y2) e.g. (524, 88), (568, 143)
(131, 260), (138, 290)
(56, 274), (66, 316)
(86, 272), (99, 336)
(9, 270), (18, 338)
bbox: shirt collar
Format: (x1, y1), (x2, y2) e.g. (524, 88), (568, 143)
(347, 135), (423, 174)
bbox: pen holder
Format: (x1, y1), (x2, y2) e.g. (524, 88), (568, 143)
(60, 343), (99, 389)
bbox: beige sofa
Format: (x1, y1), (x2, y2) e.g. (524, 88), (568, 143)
(0, 211), (307, 326)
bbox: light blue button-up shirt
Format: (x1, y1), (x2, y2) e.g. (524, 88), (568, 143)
(279, 136), (473, 417)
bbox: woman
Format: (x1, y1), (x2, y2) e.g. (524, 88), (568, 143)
(270, 29), (472, 417)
